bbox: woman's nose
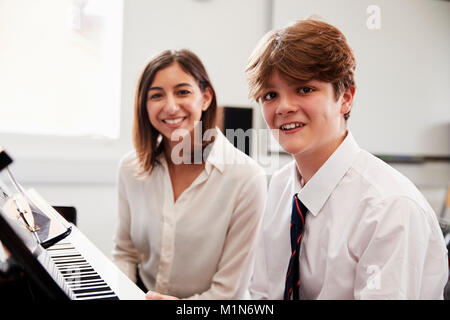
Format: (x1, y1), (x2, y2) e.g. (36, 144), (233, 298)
(164, 95), (179, 114)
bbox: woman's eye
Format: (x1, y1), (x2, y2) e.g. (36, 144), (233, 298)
(262, 92), (277, 101)
(298, 87), (313, 94)
(148, 93), (162, 99)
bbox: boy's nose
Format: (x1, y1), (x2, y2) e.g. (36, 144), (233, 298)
(276, 95), (297, 115)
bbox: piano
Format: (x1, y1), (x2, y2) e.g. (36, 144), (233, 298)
(0, 148), (145, 300)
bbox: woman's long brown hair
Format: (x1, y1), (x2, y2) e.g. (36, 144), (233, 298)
(132, 49), (217, 175)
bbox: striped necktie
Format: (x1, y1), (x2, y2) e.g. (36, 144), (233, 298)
(284, 193), (307, 300)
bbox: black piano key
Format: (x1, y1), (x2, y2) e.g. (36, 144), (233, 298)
(54, 258), (86, 263)
(68, 280), (105, 287)
(55, 262), (89, 269)
(65, 274), (101, 280)
(54, 259), (86, 264)
(56, 263), (90, 269)
(57, 264), (90, 270)
(61, 264), (91, 268)
(68, 278), (104, 284)
(58, 266), (91, 272)
(60, 268), (94, 274)
(56, 263), (91, 269)
(72, 275), (101, 281)
(73, 286), (112, 294)
(75, 292), (117, 299)
(47, 246), (76, 251)
(76, 295), (119, 301)
(53, 253), (84, 259)
(50, 254), (82, 259)
(69, 281), (107, 289)
(54, 259), (87, 265)
(59, 264), (93, 269)
(65, 277), (102, 285)
(93, 296), (120, 300)
(63, 273), (98, 280)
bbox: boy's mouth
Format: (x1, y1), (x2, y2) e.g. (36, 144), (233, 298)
(280, 122), (305, 131)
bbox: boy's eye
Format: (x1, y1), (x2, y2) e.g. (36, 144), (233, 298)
(298, 87), (313, 94)
(262, 91), (277, 101)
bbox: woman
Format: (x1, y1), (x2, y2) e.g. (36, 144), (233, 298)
(112, 49), (267, 299)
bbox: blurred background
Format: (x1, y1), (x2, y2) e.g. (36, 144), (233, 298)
(0, 0), (449, 258)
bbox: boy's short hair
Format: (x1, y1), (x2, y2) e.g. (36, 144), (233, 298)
(245, 19), (356, 120)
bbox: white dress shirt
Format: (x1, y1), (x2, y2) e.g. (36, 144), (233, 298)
(250, 131), (448, 299)
(112, 128), (267, 299)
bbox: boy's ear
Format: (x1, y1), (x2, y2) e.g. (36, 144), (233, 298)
(340, 86), (356, 115)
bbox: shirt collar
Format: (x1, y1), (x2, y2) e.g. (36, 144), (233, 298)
(156, 127), (226, 175)
(203, 127), (227, 175)
(297, 131), (361, 217)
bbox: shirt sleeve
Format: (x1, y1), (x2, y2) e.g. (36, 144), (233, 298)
(111, 163), (141, 283)
(353, 196), (448, 299)
(185, 170), (268, 300)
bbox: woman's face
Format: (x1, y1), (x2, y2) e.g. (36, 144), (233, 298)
(146, 62), (212, 151)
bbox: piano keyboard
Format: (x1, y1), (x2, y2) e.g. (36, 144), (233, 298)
(46, 241), (119, 300)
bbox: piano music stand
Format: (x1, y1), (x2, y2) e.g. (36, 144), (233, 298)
(0, 207), (70, 300)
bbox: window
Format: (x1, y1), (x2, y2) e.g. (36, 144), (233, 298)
(0, 0), (123, 138)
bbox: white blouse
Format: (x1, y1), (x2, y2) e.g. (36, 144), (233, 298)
(250, 131), (448, 299)
(112, 128), (267, 299)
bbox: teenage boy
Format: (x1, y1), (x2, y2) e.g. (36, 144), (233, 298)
(246, 19), (448, 299)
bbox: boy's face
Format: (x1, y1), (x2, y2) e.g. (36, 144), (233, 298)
(260, 71), (353, 161)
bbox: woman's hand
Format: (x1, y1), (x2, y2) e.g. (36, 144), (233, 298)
(145, 290), (179, 300)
